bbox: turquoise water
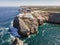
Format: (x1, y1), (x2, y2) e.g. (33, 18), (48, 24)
(0, 7), (60, 45)
(25, 23), (60, 45)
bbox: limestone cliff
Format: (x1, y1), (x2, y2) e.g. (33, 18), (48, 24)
(13, 11), (60, 37)
(13, 13), (38, 37)
(48, 13), (60, 24)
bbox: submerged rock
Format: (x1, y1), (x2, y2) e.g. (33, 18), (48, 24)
(13, 10), (60, 37)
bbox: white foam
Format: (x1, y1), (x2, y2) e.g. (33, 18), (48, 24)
(0, 27), (9, 30)
(24, 43), (28, 45)
(43, 23), (47, 25)
(42, 30), (46, 36)
(10, 20), (13, 27)
(0, 27), (9, 38)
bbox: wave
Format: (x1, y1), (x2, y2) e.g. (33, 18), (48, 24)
(0, 27), (9, 30)
(0, 20), (15, 45)
(10, 20), (13, 27)
(0, 27), (16, 45)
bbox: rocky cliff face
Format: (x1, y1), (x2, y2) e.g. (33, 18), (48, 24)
(13, 13), (39, 37)
(13, 11), (60, 37)
(31, 11), (49, 24)
(11, 38), (23, 45)
(48, 13), (60, 24)
(32, 11), (60, 24)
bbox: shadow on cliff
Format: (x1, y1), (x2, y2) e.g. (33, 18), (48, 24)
(47, 13), (60, 24)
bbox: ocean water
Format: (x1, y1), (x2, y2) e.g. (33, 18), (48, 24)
(25, 23), (60, 45)
(0, 7), (60, 45)
(0, 7), (19, 45)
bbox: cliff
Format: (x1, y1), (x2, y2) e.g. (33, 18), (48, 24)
(13, 13), (39, 37)
(13, 11), (49, 37)
(48, 13), (60, 24)
(12, 10), (60, 45)
(13, 10), (60, 37)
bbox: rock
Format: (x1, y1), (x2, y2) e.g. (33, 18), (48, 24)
(13, 16), (30, 37)
(13, 13), (38, 37)
(37, 17), (45, 25)
(31, 11), (47, 25)
(11, 38), (23, 45)
(39, 11), (60, 24)
(13, 11), (49, 37)
(39, 11), (49, 21)
(48, 13), (60, 24)
(18, 18), (30, 37)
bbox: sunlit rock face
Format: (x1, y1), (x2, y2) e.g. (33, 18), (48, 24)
(11, 38), (23, 45)
(31, 11), (49, 25)
(13, 11), (60, 37)
(13, 11), (49, 37)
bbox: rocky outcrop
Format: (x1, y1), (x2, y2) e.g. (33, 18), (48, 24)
(13, 10), (60, 37)
(13, 16), (30, 37)
(13, 13), (38, 37)
(11, 38), (23, 45)
(32, 11), (60, 24)
(31, 11), (49, 25)
(13, 11), (50, 37)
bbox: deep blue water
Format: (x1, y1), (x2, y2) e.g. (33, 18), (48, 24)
(0, 7), (60, 45)
(0, 7), (19, 45)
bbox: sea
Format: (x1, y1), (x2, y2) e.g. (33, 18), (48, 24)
(0, 7), (60, 45)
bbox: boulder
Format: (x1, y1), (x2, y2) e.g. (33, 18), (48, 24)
(11, 38), (23, 45)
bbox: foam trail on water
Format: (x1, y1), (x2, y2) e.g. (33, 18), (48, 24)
(0, 20), (15, 45)
(42, 30), (46, 36)
(10, 20), (13, 27)
(0, 27), (9, 30)
(0, 27), (13, 45)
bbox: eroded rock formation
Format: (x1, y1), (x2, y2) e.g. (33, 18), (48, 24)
(13, 13), (39, 37)
(31, 11), (49, 25)
(13, 10), (60, 37)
